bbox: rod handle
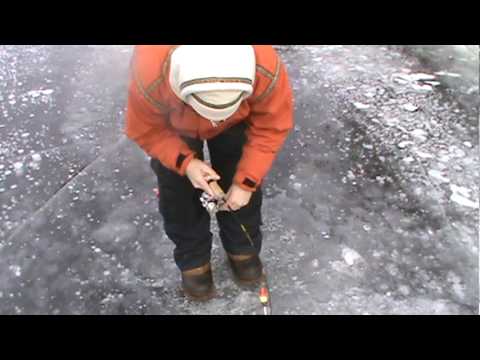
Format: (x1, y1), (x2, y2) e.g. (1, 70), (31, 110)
(209, 181), (226, 198)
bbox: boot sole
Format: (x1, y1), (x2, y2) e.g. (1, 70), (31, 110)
(232, 275), (263, 288)
(226, 258), (264, 287)
(182, 286), (217, 302)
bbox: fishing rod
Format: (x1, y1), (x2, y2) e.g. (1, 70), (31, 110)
(202, 181), (273, 315)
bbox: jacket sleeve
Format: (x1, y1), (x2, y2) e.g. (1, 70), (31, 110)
(233, 61), (294, 192)
(124, 78), (196, 176)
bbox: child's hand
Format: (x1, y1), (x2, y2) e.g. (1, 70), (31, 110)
(222, 184), (253, 211)
(185, 159), (220, 197)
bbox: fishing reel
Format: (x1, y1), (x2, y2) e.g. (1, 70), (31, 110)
(199, 181), (228, 216)
(199, 192), (224, 215)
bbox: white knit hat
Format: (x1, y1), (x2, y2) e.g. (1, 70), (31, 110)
(169, 45), (256, 122)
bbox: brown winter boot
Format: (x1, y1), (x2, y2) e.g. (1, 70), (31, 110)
(181, 263), (216, 301)
(228, 253), (263, 286)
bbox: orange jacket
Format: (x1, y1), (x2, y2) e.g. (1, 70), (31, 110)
(125, 45), (294, 192)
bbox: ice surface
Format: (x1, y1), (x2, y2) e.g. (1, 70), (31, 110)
(0, 45), (477, 315)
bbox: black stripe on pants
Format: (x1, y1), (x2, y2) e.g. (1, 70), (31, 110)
(150, 122), (263, 272)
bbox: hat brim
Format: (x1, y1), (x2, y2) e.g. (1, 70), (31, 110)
(187, 96), (243, 122)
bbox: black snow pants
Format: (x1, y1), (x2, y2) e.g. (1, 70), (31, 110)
(150, 122), (263, 272)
